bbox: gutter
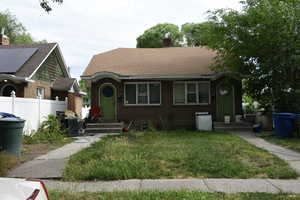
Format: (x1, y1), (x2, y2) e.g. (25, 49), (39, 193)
(0, 74), (34, 83)
(80, 72), (215, 81)
(80, 71), (243, 81)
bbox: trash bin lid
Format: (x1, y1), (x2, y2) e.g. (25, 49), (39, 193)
(0, 112), (19, 118)
(0, 117), (25, 122)
(274, 113), (296, 119)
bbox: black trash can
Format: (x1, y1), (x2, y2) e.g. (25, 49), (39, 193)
(67, 117), (80, 137)
(0, 118), (25, 157)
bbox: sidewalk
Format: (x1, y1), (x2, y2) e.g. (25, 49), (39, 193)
(9, 133), (117, 179)
(44, 178), (300, 193)
(232, 131), (300, 174)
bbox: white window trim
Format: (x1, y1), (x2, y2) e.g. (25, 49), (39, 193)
(124, 82), (162, 106)
(173, 81), (211, 105)
(36, 87), (45, 99)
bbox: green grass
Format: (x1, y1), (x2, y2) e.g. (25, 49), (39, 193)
(63, 131), (298, 181)
(49, 190), (300, 200)
(0, 152), (18, 176)
(261, 133), (300, 153)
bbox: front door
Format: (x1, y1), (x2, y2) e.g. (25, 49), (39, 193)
(216, 82), (234, 122)
(100, 84), (116, 120)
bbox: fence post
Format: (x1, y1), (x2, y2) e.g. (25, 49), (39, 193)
(11, 91), (16, 114)
(38, 94), (41, 126)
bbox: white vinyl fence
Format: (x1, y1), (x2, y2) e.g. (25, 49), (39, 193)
(0, 93), (67, 135)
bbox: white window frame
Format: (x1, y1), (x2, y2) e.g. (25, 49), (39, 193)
(173, 81), (211, 105)
(124, 82), (162, 106)
(36, 87), (45, 99)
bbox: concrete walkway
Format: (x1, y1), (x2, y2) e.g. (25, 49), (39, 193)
(232, 132), (300, 174)
(10, 131), (300, 193)
(9, 133), (117, 179)
(44, 178), (300, 193)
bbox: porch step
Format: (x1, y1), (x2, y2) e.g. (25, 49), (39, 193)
(86, 122), (123, 128)
(85, 122), (124, 134)
(213, 121), (253, 132)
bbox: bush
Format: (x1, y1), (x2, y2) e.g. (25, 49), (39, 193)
(24, 115), (66, 144)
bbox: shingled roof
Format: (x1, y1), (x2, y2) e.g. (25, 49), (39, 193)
(82, 47), (217, 77)
(52, 77), (76, 91)
(0, 43), (57, 77)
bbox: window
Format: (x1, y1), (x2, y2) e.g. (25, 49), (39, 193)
(36, 87), (45, 99)
(173, 81), (210, 105)
(174, 83), (185, 104)
(124, 82), (161, 105)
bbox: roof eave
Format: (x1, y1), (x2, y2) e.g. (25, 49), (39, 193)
(0, 74), (34, 83)
(81, 72), (216, 82)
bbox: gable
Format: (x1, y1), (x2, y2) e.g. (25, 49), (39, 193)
(32, 51), (67, 82)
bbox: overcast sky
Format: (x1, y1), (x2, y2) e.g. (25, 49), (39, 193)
(0, 0), (241, 79)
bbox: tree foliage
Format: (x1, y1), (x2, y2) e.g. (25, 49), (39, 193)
(40, 0), (63, 12)
(206, 0), (300, 112)
(79, 80), (90, 106)
(181, 22), (214, 46)
(136, 23), (183, 48)
(0, 11), (35, 45)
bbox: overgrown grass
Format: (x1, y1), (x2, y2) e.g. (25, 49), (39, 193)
(49, 190), (300, 200)
(63, 131), (298, 180)
(261, 133), (300, 153)
(0, 152), (18, 176)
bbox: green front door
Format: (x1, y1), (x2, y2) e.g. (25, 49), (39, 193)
(216, 82), (234, 122)
(100, 85), (116, 120)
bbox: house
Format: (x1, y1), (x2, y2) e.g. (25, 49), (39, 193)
(0, 31), (84, 117)
(81, 43), (242, 129)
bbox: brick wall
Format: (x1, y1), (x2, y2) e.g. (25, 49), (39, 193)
(24, 80), (51, 99)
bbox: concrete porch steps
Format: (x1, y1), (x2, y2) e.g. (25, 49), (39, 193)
(85, 122), (124, 134)
(214, 121), (253, 132)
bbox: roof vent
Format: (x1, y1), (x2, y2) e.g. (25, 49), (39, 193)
(163, 32), (172, 47)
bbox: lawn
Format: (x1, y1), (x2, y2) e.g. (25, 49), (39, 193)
(261, 133), (300, 153)
(63, 131), (298, 180)
(0, 137), (73, 177)
(49, 190), (300, 200)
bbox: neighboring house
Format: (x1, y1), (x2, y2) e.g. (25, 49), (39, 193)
(81, 44), (242, 129)
(0, 32), (84, 117)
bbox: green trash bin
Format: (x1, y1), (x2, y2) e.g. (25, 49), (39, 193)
(0, 118), (25, 157)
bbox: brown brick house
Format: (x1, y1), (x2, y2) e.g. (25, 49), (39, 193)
(81, 47), (242, 129)
(0, 32), (84, 117)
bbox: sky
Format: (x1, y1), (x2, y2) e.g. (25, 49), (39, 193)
(0, 0), (241, 79)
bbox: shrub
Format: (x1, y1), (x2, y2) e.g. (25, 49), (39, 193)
(23, 115), (66, 144)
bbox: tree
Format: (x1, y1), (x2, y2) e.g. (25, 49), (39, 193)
(136, 23), (183, 48)
(206, 0), (300, 112)
(181, 22), (214, 46)
(0, 11), (35, 45)
(40, 0), (63, 12)
(79, 80), (90, 106)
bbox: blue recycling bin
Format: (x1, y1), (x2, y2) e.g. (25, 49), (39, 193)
(273, 113), (296, 138)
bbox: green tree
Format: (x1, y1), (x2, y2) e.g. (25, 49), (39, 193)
(0, 11), (34, 45)
(40, 0), (63, 12)
(136, 23), (183, 48)
(181, 22), (214, 46)
(79, 80), (90, 106)
(206, 0), (300, 112)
